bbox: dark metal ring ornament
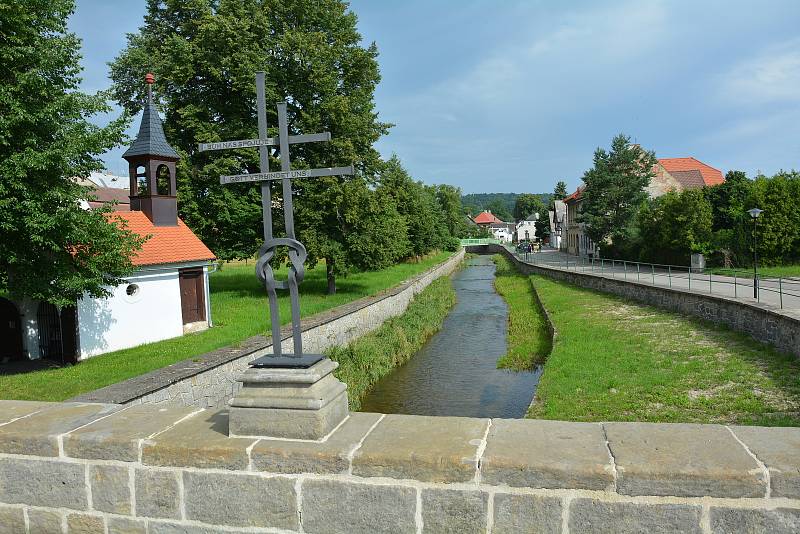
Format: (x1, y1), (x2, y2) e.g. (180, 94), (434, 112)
(255, 238), (307, 290)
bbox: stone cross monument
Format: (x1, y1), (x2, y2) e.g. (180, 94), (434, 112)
(199, 72), (352, 439)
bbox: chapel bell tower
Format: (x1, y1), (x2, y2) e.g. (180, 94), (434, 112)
(122, 73), (180, 226)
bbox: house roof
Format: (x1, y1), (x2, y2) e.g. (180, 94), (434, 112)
(473, 210), (504, 224)
(563, 186), (584, 204)
(87, 187), (131, 210)
(110, 211), (215, 266)
(668, 169), (706, 189)
(658, 157), (724, 187)
(122, 83), (180, 160)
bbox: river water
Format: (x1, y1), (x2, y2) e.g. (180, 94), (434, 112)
(360, 255), (542, 418)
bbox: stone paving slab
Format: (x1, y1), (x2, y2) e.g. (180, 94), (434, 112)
(0, 505), (25, 534)
(63, 404), (197, 461)
(0, 400), (54, 425)
(301, 478), (417, 534)
(491, 493), (562, 534)
(351, 414), (487, 483)
(710, 506), (800, 533)
(0, 402), (120, 456)
(481, 419), (613, 490)
(141, 409), (257, 470)
(730, 425), (800, 499)
(568, 498), (703, 534)
(251, 412), (381, 474)
(605, 422), (765, 497)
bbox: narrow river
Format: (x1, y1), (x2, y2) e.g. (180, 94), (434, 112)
(360, 255), (542, 418)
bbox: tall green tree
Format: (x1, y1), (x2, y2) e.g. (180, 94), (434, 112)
(579, 134), (657, 248)
(435, 184), (469, 238)
(553, 181), (568, 199)
(637, 189), (713, 265)
(377, 156), (452, 256)
(0, 0), (143, 306)
(748, 172), (800, 265)
(110, 0), (390, 292)
(513, 193), (545, 221)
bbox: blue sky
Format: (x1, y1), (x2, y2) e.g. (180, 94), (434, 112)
(71, 0), (800, 194)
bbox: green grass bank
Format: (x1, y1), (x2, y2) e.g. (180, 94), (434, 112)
(492, 255), (551, 371)
(526, 274), (800, 426)
(0, 252), (452, 402)
(327, 275), (457, 411)
(711, 264), (800, 278)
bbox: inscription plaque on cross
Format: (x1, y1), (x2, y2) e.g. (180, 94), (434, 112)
(199, 71), (353, 369)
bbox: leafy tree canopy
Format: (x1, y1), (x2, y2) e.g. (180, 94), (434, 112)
(579, 134), (657, 247)
(553, 181), (568, 199)
(637, 189), (713, 265)
(110, 0), (392, 292)
(0, 0), (143, 306)
(513, 193), (545, 221)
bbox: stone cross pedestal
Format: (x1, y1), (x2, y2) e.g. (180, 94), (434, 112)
(228, 358), (349, 439)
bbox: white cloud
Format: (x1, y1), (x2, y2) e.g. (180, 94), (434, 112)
(720, 39), (800, 105)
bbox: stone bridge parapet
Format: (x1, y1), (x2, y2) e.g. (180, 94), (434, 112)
(0, 400), (798, 532)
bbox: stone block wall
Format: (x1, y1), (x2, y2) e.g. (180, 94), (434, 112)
(71, 250), (464, 409)
(468, 244), (800, 359)
(1, 400), (798, 533)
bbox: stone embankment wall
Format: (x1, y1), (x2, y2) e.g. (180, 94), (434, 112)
(1, 400), (798, 533)
(71, 250), (464, 408)
(469, 244), (800, 359)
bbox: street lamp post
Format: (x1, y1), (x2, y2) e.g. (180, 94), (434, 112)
(748, 208), (763, 299)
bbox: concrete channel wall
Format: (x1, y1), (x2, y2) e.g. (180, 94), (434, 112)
(0, 400), (798, 533)
(71, 250), (464, 408)
(467, 244), (800, 359)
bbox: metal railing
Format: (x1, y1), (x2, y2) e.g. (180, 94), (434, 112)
(506, 246), (800, 310)
(460, 238), (502, 246)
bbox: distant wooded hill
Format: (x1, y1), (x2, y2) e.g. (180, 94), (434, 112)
(462, 192), (552, 217)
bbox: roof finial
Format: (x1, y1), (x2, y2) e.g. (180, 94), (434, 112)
(145, 72), (154, 100)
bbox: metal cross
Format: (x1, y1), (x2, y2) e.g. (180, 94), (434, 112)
(198, 71), (354, 368)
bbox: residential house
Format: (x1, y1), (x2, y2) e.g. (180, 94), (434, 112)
(515, 213), (538, 242)
(560, 155), (724, 257)
(561, 186), (597, 257)
(473, 210), (515, 242)
(548, 200), (566, 249)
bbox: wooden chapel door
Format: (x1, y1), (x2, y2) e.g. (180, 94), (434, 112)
(179, 269), (206, 324)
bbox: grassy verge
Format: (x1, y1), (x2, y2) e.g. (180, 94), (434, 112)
(0, 252), (453, 401)
(327, 275), (457, 411)
(492, 255), (551, 370)
(527, 275), (800, 426)
(710, 264), (800, 278)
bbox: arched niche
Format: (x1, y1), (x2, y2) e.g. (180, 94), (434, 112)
(156, 164), (171, 195)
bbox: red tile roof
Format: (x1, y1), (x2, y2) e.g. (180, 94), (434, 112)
(473, 210), (504, 224)
(563, 185), (584, 203)
(110, 211), (215, 266)
(668, 169), (706, 189)
(658, 157), (724, 187)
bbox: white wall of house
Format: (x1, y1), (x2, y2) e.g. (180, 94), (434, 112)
(516, 220), (536, 242)
(77, 268), (184, 358)
(491, 227), (513, 242)
(13, 261), (212, 361)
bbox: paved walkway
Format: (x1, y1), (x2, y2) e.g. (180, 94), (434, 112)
(511, 248), (800, 311)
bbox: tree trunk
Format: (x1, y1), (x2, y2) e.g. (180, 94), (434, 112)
(326, 259), (336, 295)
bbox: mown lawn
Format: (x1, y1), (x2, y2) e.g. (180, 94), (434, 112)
(526, 275), (800, 426)
(328, 275), (457, 410)
(492, 255), (551, 370)
(0, 252), (452, 401)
